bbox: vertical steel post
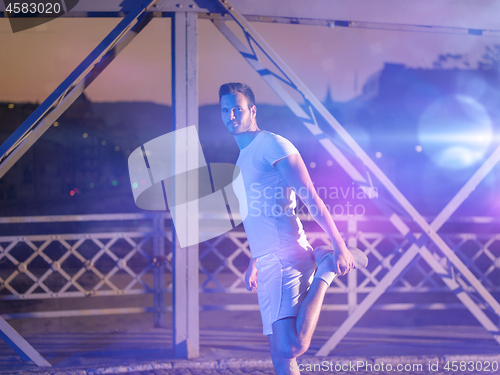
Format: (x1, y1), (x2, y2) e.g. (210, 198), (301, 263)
(153, 214), (166, 327)
(171, 11), (200, 358)
(347, 216), (358, 315)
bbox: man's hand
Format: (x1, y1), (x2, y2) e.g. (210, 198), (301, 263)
(333, 245), (354, 276)
(245, 258), (258, 291)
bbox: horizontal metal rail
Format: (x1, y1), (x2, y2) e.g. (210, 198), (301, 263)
(0, 213), (496, 224)
(200, 13), (500, 37)
(3, 302), (490, 320)
(2, 10), (498, 37)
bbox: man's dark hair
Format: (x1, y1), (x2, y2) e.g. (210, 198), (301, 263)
(219, 82), (255, 109)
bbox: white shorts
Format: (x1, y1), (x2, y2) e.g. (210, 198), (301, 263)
(255, 247), (317, 335)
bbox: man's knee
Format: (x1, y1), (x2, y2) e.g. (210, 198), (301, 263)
(272, 317), (310, 358)
(275, 341), (308, 359)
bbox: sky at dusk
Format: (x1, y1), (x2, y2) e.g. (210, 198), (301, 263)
(0, 11), (496, 106)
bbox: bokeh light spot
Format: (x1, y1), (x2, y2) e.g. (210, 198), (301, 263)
(90, 183), (95, 188)
(101, 140), (107, 146)
(114, 146), (120, 151)
(310, 162), (316, 168)
(418, 95), (492, 169)
(112, 180), (118, 186)
(327, 160), (333, 167)
(141, 180), (146, 185)
(415, 145), (423, 152)
(132, 182), (138, 189)
(8, 104), (14, 109)
(70, 191), (75, 196)
(83, 133), (88, 139)
(375, 152), (382, 158)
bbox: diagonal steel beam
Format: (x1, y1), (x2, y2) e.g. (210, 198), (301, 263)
(210, 0), (500, 352)
(318, 230), (500, 355)
(317, 146), (500, 354)
(0, 316), (51, 366)
(0, 0), (159, 180)
(215, 14), (500, 352)
(0, 0), (159, 366)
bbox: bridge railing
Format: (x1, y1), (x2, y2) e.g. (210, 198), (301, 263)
(0, 213), (498, 321)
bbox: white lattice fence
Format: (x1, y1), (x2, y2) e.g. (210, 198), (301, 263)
(0, 214), (171, 322)
(1, 214), (499, 320)
(197, 227), (500, 313)
(0, 232), (156, 300)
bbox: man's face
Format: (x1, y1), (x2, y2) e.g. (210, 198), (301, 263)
(220, 92), (257, 135)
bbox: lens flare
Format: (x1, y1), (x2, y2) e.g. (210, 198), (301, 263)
(418, 95), (492, 169)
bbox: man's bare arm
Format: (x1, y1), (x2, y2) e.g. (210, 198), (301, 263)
(275, 154), (354, 275)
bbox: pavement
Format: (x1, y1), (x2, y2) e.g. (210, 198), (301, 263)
(1, 325), (500, 375)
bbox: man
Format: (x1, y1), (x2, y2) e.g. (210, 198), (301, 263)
(219, 82), (355, 375)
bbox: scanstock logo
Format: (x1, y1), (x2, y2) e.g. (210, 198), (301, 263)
(3, 0), (80, 33)
(128, 126), (247, 248)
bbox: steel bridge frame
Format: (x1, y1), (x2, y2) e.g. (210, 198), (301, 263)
(1, 0), (499, 365)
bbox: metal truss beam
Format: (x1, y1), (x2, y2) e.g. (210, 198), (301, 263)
(317, 146), (500, 354)
(0, 0), (158, 179)
(1, 0), (499, 31)
(3, 5), (498, 37)
(200, 14), (500, 38)
(4, 13), (498, 38)
(212, 0), (500, 355)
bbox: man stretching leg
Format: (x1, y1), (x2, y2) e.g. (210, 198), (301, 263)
(219, 82), (355, 375)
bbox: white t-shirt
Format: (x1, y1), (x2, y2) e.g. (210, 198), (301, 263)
(234, 131), (312, 258)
